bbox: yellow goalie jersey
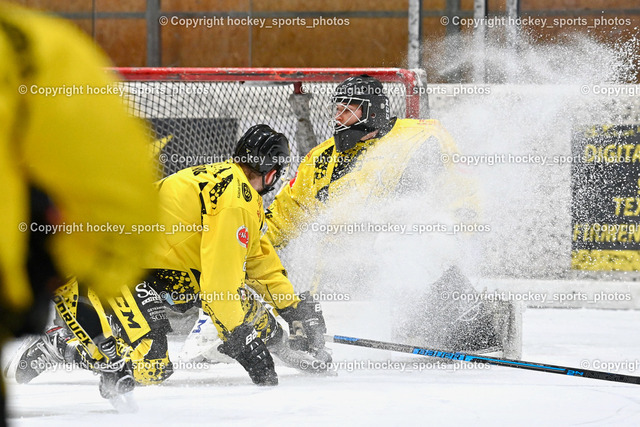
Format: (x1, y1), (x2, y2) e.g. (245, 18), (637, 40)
(266, 118), (479, 248)
(149, 161), (298, 336)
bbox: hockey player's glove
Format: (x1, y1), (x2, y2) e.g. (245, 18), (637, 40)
(278, 291), (331, 363)
(218, 323), (278, 386)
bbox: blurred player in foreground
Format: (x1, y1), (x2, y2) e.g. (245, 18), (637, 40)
(0, 3), (158, 424)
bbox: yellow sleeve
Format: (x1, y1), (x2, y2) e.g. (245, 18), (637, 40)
(266, 152), (322, 248)
(432, 121), (482, 220)
(244, 233), (299, 312)
(25, 24), (158, 300)
(200, 207), (254, 334)
(399, 119), (481, 220)
(0, 5), (158, 310)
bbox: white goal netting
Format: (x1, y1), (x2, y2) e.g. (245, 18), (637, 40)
(116, 68), (425, 199)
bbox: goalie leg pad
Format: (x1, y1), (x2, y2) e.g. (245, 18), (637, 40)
(179, 309), (233, 364)
(396, 266), (522, 357)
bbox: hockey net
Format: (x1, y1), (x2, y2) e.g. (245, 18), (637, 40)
(114, 67), (427, 194)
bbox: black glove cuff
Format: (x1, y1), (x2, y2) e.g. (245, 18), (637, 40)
(279, 292), (322, 322)
(278, 304), (300, 324)
(218, 323), (257, 359)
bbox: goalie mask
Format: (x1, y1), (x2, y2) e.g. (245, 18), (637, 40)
(233, 124), (290, 195)
(331, 75), (390, 152)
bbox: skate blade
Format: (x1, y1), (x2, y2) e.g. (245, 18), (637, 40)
(3, 336), (43, 383)
(433, 346), (504, 363)
(108, 391), (139, 413)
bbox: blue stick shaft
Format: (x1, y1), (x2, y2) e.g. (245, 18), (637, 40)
(325, 334), (640, 385)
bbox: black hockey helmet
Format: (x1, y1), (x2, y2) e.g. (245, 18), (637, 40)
(233, 124), (290, 195)
(331, 75), (390, 152)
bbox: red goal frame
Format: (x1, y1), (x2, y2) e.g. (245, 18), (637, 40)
(112, 67), (424, 119)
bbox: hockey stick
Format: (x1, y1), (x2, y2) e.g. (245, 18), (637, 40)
(325, 334), (640, 385)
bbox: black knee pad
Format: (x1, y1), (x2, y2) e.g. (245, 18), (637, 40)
(131, 281), (171, 334)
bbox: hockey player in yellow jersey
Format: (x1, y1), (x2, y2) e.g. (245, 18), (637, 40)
(8, 125), (331, 394)
(265, 75), (514, 356)
(0, 3), (157, 421)
(143, 124), (331, 386)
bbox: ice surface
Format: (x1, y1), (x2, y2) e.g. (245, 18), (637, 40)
(5, 32), (640, 427)
(4, 306), (640, 426)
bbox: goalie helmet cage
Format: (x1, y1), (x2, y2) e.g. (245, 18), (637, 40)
(113, 67), (428, 186)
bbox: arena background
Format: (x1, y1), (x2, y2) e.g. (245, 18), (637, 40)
(12, 0), (640, 82)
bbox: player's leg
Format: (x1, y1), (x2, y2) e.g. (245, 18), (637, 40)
(2, 188), (73, 390)
(109, 280), (173, 386)
(6, 277), (174, 398)
(66, 278), (174, 397)
(53, 280), (139, 398)
(4, 279), (107, 383)
(3, 324), (77, 384)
